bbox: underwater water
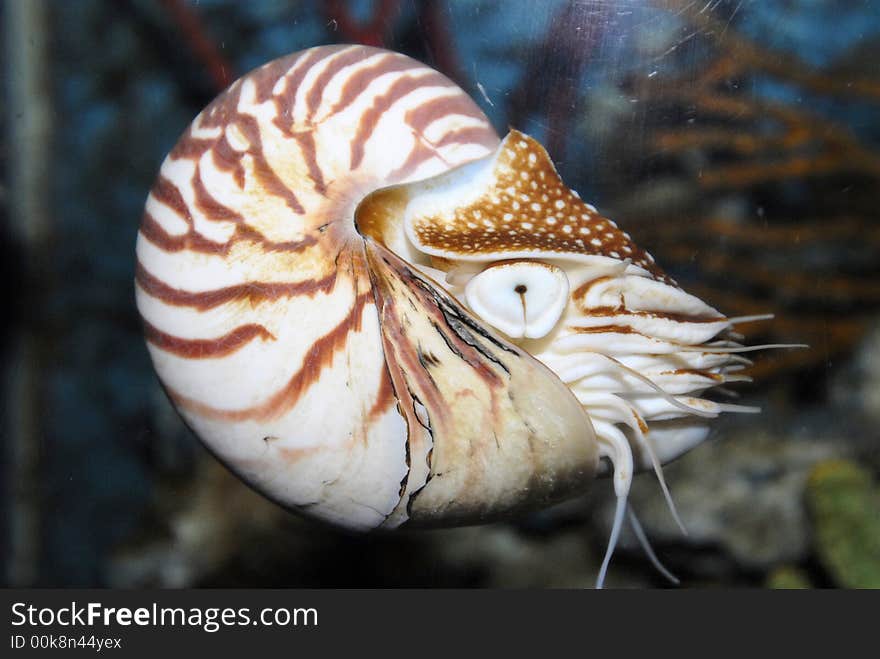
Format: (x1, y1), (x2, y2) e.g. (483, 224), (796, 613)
(2, 0), (879, 588)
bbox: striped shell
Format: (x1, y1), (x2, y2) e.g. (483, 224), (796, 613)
(136, 45), (758, 584)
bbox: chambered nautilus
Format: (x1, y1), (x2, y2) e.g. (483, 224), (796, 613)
(136, 44), (790, 587)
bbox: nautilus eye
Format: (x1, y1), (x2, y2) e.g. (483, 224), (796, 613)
(137, 44), (791, 588)
(464, 262), (569, 339)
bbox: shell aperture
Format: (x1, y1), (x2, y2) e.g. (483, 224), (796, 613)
(137, 45), (765, 585)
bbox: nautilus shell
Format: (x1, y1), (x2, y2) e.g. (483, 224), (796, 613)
(136, 44), (770, 586)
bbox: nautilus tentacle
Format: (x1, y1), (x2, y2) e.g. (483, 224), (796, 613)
(137, 44), (777, 585)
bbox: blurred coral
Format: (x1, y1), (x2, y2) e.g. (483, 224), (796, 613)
(600, 0), (880, 379)
(806, 459), (880, 588)
(765, 565), (812, 589)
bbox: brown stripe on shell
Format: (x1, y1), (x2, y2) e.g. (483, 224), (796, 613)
(261, 48), (360, 198)
(169, 134), (216, 162)
(269, 46), (347, 125)
(146, 175), (231, 254)
(235, 113), (306, 214)
(349, 72), (458, 170)
(144, 319), (276, 359)
(295, 46), (459, 194)
(152, 174), (193, 222)
(140, 212), (318, 256)
(192, 163), (244, 223)
(213, 132), (246, 189)
(367, 366), (398, 423)
(139, 213), (225, 255)
(329, 53), (420, 117)
(432, 125), (500, 150)
(159, 59), (310, 217)
(249, 52), (304, 104)
(290, 129), (327, 195)
(167, 289), (374, 423)
(305, 46), (377, 119)
(235, 224), (319, 253)
(386, 139), (443, 181)
(403, 94), (488, 135)
(135, 261), (337, 311)
(386, 89), (500, 182)
(144, 168), (319, 255)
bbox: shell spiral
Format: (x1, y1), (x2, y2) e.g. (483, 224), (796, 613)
(135, 45), (600, 531)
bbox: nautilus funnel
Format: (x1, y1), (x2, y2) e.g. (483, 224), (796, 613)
(137, 44), (778, 586)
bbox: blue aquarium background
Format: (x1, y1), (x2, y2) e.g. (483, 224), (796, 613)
(2, 0), (879, 588)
